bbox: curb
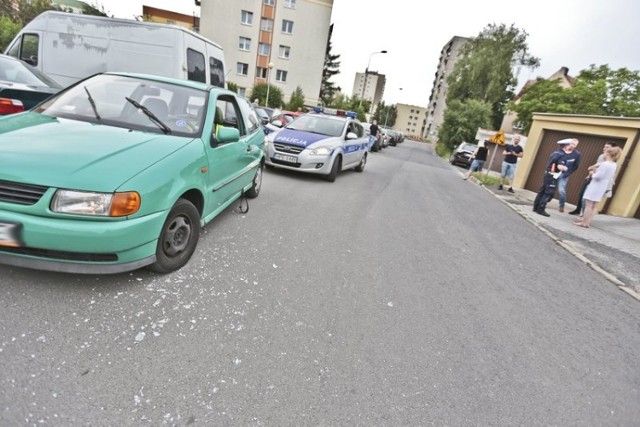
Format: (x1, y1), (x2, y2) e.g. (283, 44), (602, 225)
(467, 172), (640, 302)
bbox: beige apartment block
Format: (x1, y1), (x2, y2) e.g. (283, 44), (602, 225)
(199, 0), (333, 106)
(423, 36), (470, 141)
(395, 103), (427, 138)
(352, 71), (386, 111)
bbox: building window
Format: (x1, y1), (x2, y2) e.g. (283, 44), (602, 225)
(237, 62), (249, 76)
(275, 69), (288, 82)
(282, 19), (294, 34)
(283, 0), (296, 8)
(256, 67), (267, 79)
(239, 37), (251, 51)
(237, 87), (247, 97)
(258, 43), (270, 56)
(261, 18), (273, 32)
(241, 10), (253, 25)
(279, 45), (290, 59)
(263, 0), (275, 4)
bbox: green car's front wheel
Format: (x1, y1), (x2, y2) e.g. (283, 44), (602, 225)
(148, 199), (201, 274)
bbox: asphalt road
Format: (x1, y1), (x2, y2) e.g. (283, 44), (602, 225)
(1, 141), (639, 425)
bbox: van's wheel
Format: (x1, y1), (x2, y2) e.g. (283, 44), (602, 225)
(245, 163), (263, 198)
(324, 155), (341, 182)
(355, 152), (366, 172)
(148, 199), (200, 274)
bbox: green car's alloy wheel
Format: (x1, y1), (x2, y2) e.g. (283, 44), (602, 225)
(149, 199), (201, 273)
(245, 163), (263, 198)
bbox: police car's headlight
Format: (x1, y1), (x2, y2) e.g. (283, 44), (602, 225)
(308, 146), (333, 156)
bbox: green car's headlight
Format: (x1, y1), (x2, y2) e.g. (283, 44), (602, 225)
(308, 146), (333, 156)
(51, 190), (141, 217)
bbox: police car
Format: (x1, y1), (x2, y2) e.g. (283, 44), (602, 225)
(264, 108), (369, 182)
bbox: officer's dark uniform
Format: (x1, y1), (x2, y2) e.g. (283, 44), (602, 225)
(533, 150), (567, 216)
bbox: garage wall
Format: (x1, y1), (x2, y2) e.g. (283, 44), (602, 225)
(513, 114), (640, 218)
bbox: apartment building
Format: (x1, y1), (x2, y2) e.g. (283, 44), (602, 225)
(423, 36), (469, 141)
(199, 0), (333, 105)
(142, 5), (199, 31)
(352, 71), (386, 110)
(395, 103), (427, 138)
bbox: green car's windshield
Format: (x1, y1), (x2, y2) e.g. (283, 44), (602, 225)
(36, 74), (207, 137)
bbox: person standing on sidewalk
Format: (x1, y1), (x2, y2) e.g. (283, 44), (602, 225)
(532, 139), (573, 216)
(556, 138), (581, 212)
(463, 141), (489, 180)
(498, 136), (523, 193)
(569, 142), (615, 216)
(573, 146), (622, 228)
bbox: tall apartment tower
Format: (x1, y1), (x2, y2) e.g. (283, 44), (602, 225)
(199, 0), (333, 106)
(423, 36), (470, 140)
(352, 71), (386, 110)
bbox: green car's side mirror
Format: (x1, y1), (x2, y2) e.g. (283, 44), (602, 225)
(210, 126), (240, 147)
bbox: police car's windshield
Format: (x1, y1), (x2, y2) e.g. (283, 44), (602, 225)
(285, 115), (345, 137)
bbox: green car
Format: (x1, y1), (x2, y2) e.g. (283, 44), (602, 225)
(0, 73), (265, 274)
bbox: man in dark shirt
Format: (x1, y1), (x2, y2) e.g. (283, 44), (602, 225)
(369, 120), (380, 150)
(556, 139), (581, 212)
(498, 135), (524, 193)
(532, 138), (575, 216)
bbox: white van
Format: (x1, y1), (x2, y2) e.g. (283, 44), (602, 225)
(5, 11), (226, 88)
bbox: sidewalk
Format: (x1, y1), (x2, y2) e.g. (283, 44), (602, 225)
(468, 172), (640, 300)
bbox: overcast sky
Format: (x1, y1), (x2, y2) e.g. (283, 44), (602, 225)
(98, 0), (640, 107)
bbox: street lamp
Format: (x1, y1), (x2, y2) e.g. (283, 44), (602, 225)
(359, 50), (387, 109)
(384, 88), (402, 127)
(265, 62), (274, 107)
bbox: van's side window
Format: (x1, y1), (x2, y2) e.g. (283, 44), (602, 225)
(7, 33), (39, 66)
(186, 48), (206, 83)
(210, 57), (225, 88)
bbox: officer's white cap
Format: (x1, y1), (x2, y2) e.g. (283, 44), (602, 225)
(557, 138), (573, 145)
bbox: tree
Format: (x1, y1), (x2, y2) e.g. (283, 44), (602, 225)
(319, 24), (341, 108)
(438, 99), (493, 151)
(0, 16), (22, 52)
(286, 86), (305, 111)
(446, 23), (539, 129)
(226, 81), (238, 94)
(509, 65), (640, 134)
(248, 82), (284, 108)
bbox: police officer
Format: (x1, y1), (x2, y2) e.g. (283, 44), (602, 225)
(532, 139), (573, 216)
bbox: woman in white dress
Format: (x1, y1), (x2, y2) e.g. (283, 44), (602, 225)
(573, 146), (622, 228)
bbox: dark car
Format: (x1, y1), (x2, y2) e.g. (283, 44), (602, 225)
(449, 141), (478, 168)
(0, 54), (62, 115)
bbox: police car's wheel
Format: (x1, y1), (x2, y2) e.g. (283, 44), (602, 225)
(324, 155), (341, 182)
(245, 163), (263, 198)
(148, 199), (200, 274)
(355, 152), (366, 172)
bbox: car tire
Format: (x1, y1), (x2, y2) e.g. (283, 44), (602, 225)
(324, 155), (341, 182)
(148, 199), (201, 274)
(355, 152), (366, 172)
(245, 163), (263, 198)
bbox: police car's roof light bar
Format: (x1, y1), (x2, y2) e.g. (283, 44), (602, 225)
(312, 106), (357, 119)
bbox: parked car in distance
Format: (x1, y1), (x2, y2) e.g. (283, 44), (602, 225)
(449, 141), (478, 168)
(0, 72), (265, 274)
(263, 109), (301, 134)
(0, 54), (62, 115)
(254, 106), (270, 125)
(264, 109), (368, 182)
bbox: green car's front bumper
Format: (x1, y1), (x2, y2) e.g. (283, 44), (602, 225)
(0, 208), (167, 274)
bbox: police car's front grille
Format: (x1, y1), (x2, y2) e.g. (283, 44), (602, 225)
(0, 180), (49, 205)
(0, 245), (118, 262)
(274, 143), (304, 154)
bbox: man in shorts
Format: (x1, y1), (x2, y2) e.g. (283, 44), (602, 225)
(498, 135), (523, 193)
